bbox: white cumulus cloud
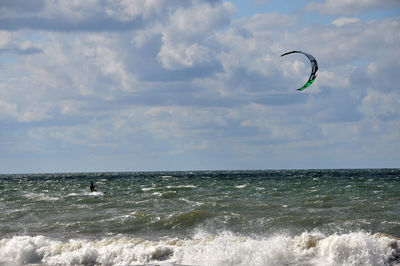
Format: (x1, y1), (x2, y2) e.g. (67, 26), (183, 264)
(332, 17), (360, 27)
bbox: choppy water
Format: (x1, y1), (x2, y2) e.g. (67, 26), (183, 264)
(0, 169), (399, 265)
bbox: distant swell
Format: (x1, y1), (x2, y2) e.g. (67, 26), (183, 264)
(1, 231), (399, 266)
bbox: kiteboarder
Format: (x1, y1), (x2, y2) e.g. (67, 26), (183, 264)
(90, 182), (97, 192)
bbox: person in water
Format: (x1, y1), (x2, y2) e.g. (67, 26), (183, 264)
(90, 182), (97, 192)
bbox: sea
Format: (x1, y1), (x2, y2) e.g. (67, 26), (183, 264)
(0, 169), (399, 266)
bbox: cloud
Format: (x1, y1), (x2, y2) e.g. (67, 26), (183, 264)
(331, 17), (360, 27)
(360, 90), (400, 121)
(305, 0), (400, 15)
(0, 0), (230, 33)
(0, 0), (173, 32)
(0, 31), (15, 49)
(0, 31), (43, 55)
(236, 12), (297, 30)
(157, 1), (234, 70)
(0, 0), (45, 14)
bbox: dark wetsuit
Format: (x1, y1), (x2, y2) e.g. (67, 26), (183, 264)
(90, 182), (96, 192)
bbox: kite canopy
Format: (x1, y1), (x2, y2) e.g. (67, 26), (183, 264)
(281, 51), (318, 91)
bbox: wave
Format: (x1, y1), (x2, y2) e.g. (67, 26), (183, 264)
(66, 191), (104, 197)
(0, 231), (399, 266)
(112, 210), (214, 232)
(23, 192), (59, 202)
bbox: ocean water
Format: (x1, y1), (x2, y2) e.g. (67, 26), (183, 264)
(0, 169), (399, 265)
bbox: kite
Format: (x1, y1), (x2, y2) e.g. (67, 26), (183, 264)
(281, 51), (318, 91)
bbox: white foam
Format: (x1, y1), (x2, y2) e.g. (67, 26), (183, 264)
(89, 191), (104, 196)
(0, 236), (53, 265)
(141, 187), (156, 192)
(166, 185), (196, 189)
(66, 191), (104, 197)
(23, 193), (59, 201)
(0, 232), (398, 266)
(81, 191), (104, 196)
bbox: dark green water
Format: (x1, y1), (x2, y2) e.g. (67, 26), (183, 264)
(1, 169), (399, 265)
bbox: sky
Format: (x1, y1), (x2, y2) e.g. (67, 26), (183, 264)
(0, 0), (399, 173)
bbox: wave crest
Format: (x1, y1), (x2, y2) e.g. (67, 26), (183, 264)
(0, 232), (399, 265)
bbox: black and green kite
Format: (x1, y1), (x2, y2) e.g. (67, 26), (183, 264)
(281, 51), (318, 91)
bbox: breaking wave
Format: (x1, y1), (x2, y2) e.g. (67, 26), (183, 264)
(1, 231), (399, 266)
